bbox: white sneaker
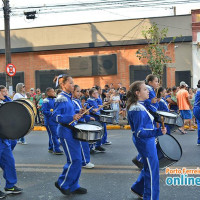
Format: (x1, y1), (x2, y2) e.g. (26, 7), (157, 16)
(21, 142), (28, 145)
(82, 162), (94, 169)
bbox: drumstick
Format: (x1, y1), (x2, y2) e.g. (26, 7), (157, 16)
(69, 106), (93, 125)
(160, 116), (165, 129)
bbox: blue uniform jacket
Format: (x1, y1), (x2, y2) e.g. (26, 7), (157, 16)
(41, 97), (57, 126)
(128, 101), (162, 156)
(86, 97), (100, 116)
(158, 98), (169, 112)
(194, 89), (200, 108)
(52, 91), (76, 139)
(144, 85), (158, 113)
(3, 96), (12, 102)
(72, 98), (91, 122)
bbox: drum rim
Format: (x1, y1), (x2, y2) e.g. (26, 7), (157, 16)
(156, 111), (177, 118)
(15, 98), (37, 117)
(74, 123), (103, 131)
(157, 134), (182, 161)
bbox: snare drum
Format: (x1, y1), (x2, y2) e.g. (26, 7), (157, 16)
(99, 115), (114, 124)
(156, 134), (182, 169)
(155, 111), (184, 131)
(73, 123), (103, 142)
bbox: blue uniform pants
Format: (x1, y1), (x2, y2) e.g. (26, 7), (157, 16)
(0, 140), (17, 188)
(57, 134), (82, 192)
(80, 141), (90, 165)
(194, 107), (200, 144)
(46, 125), (60, 152)
(132, 137), (160, 200)
(96, 123), (108, 147)
(10, 140), (17, 151)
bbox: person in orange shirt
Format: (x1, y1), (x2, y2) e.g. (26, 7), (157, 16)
(176, 81), (194, 134)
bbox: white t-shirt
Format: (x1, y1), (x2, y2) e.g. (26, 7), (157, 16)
(13, 93), (27, 100)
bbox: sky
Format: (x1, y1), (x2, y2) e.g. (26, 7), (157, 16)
(0, 0), (200, 30)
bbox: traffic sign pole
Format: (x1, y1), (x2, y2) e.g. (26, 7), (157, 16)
(3, 0), (12, 88)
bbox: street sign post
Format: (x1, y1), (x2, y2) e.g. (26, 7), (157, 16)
(6, 63), (16, 77)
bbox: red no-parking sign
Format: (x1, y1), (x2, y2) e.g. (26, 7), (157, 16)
(6, 63), (16, 77)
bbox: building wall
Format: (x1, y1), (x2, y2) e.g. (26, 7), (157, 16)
(0, 44), (175, 91)
(0, 15), (191, 50)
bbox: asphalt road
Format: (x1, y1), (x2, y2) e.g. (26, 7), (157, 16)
(1, 129), (200, 200)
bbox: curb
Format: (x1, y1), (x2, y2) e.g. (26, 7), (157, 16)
(33, 125), (131, 131)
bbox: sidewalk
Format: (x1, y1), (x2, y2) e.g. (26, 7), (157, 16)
(33, 118), (130, 131)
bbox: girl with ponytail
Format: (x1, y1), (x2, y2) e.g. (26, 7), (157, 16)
(127, 81), (166, 200)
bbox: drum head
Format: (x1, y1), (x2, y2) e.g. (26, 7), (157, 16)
(87, 121), (102, 127)
(156, 111), (177, 118)
(158, 134), (182, 161)
(0, 102), (34, 139)
(75, 123), (102, 131)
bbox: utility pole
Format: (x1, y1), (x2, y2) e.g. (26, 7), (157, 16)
(3, 0), (12, 88)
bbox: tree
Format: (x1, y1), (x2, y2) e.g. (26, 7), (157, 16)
(136, 23), (173, 85)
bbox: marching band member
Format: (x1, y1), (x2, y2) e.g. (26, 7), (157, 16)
(52, 74), (87, 195)
(0, 85), (17, 150)
(157, 86), (171, 134)
(144, 74), (159, 113)
(132, 74), (159, 169)
(94, 86), (111, 145)
(72, 85), (95, 168)
(86, 88), (106, 152)
(194, 80), (200, 145)
(127, 81), (166, 200)
(0, 92), (22, 199)
(41, 87), (63, 155)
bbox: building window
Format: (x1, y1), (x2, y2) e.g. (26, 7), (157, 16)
(35, 70), (68, 92)
(69, 54), (117, 77)
(0, 72), (24, 92)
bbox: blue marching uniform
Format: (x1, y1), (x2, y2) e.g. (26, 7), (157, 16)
(135, 85), (158, 164)
(73, 98), (91, 166)
(0, 98), (17, 189)
(3, 96), (17, 150)
(41, 97), (61, 153)
(144, 85), (158, 113)
(52, 91), (82, 192)
(128, 102), (163, 200)
(96, 96), (108, 144)
(193, 89), (200, 144)
(158, 98), (171, 134)
(86, 97), (107, 148)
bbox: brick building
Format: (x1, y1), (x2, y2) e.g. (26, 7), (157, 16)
(0, 14), (192, 91)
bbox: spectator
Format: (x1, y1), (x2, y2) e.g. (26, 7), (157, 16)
(110, 90), (120, 124)
(170, 86), (178, 112)
(37, 93), (46, 126)
(34, 88), (42, 124)
(176, 81), (194, 134)
(13, 83), (27, 144)
(119, 87), (127, 120)
(117, 83), (122, 91)
(110, 83), (114, 90)
(102, 85), (110, 100)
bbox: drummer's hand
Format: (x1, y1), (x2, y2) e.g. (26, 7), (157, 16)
(73, 114), (82, 121)
(151, 97), (157, 103)
(161, 127), (167, 135)
(93, 108), (98, 113)
(79, 108), (85, 114)
(90, 117), (95, 121)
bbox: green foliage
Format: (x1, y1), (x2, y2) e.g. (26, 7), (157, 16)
(136, 23), (173, 84)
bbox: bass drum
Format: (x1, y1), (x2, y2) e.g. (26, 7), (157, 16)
(156, 134), (182, 169)
(15, 98), (37, 116)
(0, 101), (35, 139)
